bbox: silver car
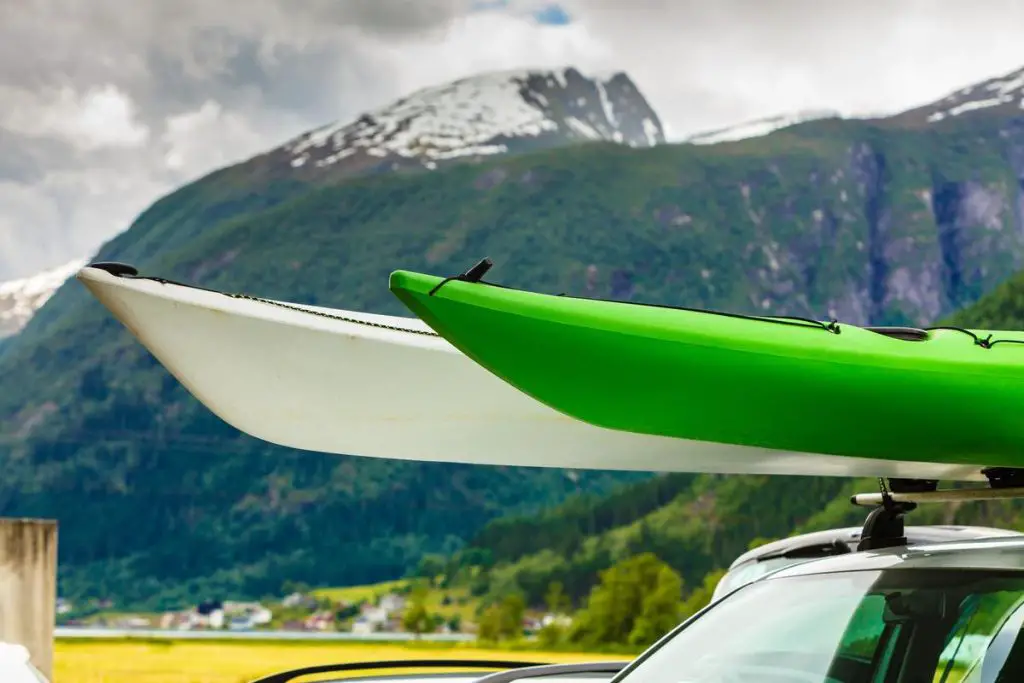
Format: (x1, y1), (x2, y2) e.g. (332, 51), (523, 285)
(612, 534), (1024, 683)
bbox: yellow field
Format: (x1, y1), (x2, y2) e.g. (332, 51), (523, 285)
(53, 639), (623, 683)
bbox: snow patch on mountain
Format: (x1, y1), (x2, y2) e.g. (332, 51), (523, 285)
(0, 258), (86, 338)
(281, 67), (665, 173)
(685, 110), (841, 145)
(925, 67), (1024, 123)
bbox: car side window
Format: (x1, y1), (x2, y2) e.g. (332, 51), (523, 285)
(834, 594), (891, 661)
(935, 593), (1024, 683)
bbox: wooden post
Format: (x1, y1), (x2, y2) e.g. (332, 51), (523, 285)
(0, 518), (58, 681)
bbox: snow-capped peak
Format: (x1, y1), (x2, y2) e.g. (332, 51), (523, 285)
(278, 67), (665, 174)
(684, 109), (841, 146)
(921, 66), (1024, 123)
(0, 258), (87, 338)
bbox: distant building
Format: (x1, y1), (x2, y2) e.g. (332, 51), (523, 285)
(351, 617), (376, 636)
(360, 605), (389, 625)
(223, 601), (272, 628)
(192, 600), (225, 629)
(379, 593), (406, 613)
(304, 610), (334, 631)
(281, 592), (319, 609)
(228, 616), (253, 631)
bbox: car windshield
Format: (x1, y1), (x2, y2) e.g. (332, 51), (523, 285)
(617, 568), (1024, 683)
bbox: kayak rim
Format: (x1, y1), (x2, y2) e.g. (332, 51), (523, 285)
(403, 256), (1024, 348)
(422, 257), (846, 336)
(83, 261), (440, 338)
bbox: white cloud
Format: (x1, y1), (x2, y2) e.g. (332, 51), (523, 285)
(0, 181), (64, 278)
(359, 12), (612, 108)
(558, 0), (1024, 134)
(1, 84), (149, 151)
(162, 101), (270, 174)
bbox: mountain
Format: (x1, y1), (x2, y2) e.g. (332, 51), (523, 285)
(261, 67), (665, 180)
(894, 65), (1024, 126)
(683, 109), (842, 145)
(0, 259), (86, 339)
(5, 64), (1024, 607)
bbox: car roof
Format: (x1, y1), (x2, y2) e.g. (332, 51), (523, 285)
(762, 535), (1024, 580)
(727, 524), (1024, 570)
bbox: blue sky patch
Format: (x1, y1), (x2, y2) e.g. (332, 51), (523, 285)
(533, 5), (571, 25)
(470, 1), (572, 25)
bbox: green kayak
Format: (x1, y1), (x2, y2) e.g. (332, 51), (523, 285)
(390, 260), (1024, 469)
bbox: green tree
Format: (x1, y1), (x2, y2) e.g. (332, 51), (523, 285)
(537, 624), (562, 648)
(281, 580), (310, 596)
(626, 518), (656, 556)
(628, 564), (684, 647)
(544, 581), (570, 614)
(402, 592), (433, 637)
(498, 593), (526, 639)
(568, 553), (683, 648)
(460, 547), (495, 570)
(415, 554), (447, 586)
(477, 604), (503, 642)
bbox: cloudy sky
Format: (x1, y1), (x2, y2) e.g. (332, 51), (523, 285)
(3, 0), (1024, 280)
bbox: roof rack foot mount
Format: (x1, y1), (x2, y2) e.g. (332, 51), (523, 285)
(858, 500), (916, 552)
(982, 467), (1024, 489)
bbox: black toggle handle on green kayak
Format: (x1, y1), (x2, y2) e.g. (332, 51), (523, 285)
(864, 326), (929, 342)
(462, 257), (493, 283)
(429, 257), (494, 295)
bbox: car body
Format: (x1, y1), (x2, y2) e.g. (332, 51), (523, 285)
(0, 642), (49, 683)
(611, 535), (1024, 683)
(711, 524), (1024, 602)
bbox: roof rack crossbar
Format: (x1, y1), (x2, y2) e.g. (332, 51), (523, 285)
(852, 486), (1024, 506)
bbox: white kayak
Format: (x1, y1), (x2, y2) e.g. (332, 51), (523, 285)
(76, 263), (987, 481)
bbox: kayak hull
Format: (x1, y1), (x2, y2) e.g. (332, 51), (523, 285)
(76, 266), (991, 480)
(389, 267), (1024, 473)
